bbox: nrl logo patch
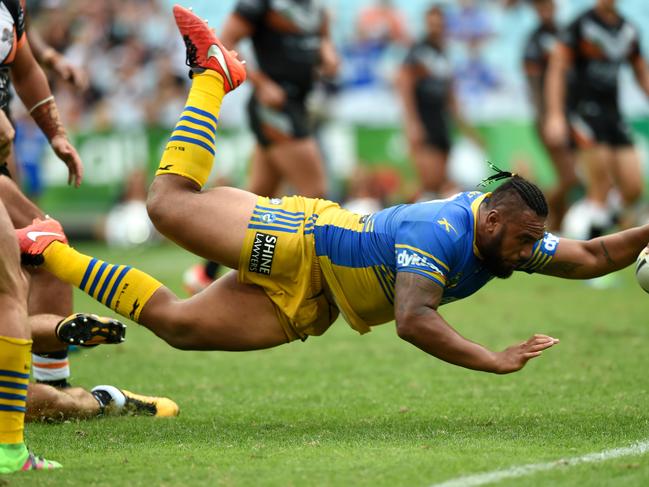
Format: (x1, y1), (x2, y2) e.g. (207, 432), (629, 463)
(249, 232), (277, 275)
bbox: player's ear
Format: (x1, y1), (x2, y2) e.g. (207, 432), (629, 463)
(485, 209), (502, 234)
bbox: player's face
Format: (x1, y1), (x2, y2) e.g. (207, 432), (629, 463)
(481, 211), (546, 279)
(597, 0), (616, 11)
(426, 11), (445, 40)
(533, 1), (555, 23)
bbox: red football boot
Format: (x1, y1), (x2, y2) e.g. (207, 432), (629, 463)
(173, 4), (246, 92)
(16, 217), (67, 265)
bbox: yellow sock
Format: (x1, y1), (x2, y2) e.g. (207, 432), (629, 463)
(157, 71), (226, 187)
(0, 336), (30, 444)
(42, 242), (162, 321)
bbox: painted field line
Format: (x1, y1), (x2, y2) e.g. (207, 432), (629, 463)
(430, 439), (649, 487)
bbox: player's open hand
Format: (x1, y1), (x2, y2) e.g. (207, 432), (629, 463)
(256, 79), (286, 109)
(544, 113), (568, 148)
(51, 56), (89, 91)
(50, 134), (83, 187)
(494, 334), (559, 374)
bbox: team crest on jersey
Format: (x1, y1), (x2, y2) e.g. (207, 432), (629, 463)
(249, 232), (277, 275)
(261, 213), (276, 223)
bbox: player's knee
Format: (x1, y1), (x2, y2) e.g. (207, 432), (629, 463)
(621, 183), (642, 205)
(159, 320), (201, 350)
(147, 177), (195, 231)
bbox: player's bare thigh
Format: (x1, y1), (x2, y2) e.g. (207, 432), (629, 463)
(265, 137), (327, 198)
(580, 144), (613, 204)
(147, 175), (257, 269)
(612, 146), (643, 204)
(139, 271), (288, 351)
(0, 174), (45, 226)
(248, 145), (282, 197)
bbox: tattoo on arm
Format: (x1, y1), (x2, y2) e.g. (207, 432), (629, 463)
(547, 261), (582, 277)
(600, 241), (615, 266)
(31, 99), (66, 141)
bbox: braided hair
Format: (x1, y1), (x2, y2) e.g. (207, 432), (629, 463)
(478, 162), (548, 217)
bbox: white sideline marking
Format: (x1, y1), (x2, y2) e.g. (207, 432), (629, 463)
(430, 439), (649, 487)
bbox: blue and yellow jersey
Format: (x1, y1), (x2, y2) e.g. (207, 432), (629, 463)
(314, 191), (560, 334)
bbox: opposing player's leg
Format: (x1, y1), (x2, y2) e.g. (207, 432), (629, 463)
(262, 138), (328, 198)
(411, 145), (457, 198)
(611, 146), (643, 228)
(248, 145), (283, 198)
(26, 385), (100, 421)
(0, 175), (73, 388)
(30, 313), (126, 353)
(0, 176), (72, 318)
(26, 384), (179, 421)
(580, 144), (613, 237)
(0, 201), (59, 473)
(540, 131), (579, 231)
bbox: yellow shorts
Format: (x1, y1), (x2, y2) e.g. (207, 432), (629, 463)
(238, 196), (340, 341)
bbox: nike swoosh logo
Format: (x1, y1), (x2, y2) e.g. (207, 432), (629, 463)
(208, 44), (234, 88)
(27, 231), (64, 242)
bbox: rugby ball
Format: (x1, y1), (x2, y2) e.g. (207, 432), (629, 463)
(635, 247), (649, 293)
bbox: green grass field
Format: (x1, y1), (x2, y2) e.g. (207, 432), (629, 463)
(12, 242), (649, 486)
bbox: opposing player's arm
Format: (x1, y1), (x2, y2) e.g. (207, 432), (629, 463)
(10, 37), (83, 186)
(220, 12), (255, 49)
(544, 41), (572, 120)
(539, 224), (649, 279)
(394, 272), (558, 374)
(448, 87), (484, 147)
(221, 8), (285, 107)
(318, 10), (339, 78)
(395, 54), (425, 146)
(630, 55), (649, 99)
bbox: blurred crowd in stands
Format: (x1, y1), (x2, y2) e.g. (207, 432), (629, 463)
(14, 0), (649, 245)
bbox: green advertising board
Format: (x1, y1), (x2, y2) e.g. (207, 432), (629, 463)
(35, 119), (649, 226)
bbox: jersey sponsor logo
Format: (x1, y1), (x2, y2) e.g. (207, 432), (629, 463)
(437, 218), (458, 234)
(249, 232), (277, 275)
(396, 249), (443, 274)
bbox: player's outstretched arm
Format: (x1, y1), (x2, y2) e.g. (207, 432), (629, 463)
(10, 37), (83, 186)
(394, 272), (559, 374)
(539, 224), (649, 279)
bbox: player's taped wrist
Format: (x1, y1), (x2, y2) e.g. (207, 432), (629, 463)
(29, 96), (67, 141)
